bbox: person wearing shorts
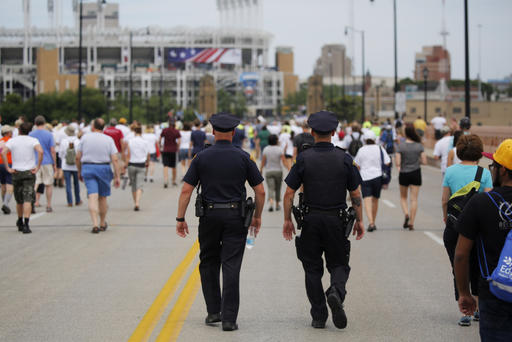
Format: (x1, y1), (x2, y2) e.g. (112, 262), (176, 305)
(395, 123), (427, 230)
(76, 118), (120, 234)
(142, 126), (158, 183)
(159, 118), (180, 188)
(1, 125), (14, 214)
(126, 125), (150, 211)
(2, 122), (43, 234)
(29, 116), (56, 213)
(354, 130), (391, 232)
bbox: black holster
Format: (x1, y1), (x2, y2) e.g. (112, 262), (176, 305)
(342, 207), (356, 238)
(195, 192), (205, 217)
(243, 197), (255, 228)
(292, 192), (305, 230)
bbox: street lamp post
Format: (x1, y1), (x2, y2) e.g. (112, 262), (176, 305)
(128, 31), (133, 123)
(77, 0), (83, 121)
(370, 0), (398, 119)
(328, 50), (333, 108)
(423, 67), (429, 122)
(345, 26), (365, 123)
(78, 0), (106, 121)
(464, 0), (471, 119)
(31, 70), (36, 118)
(159, 65), (163, 123)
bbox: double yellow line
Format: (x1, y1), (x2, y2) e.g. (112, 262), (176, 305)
(129, 240), (201, 342)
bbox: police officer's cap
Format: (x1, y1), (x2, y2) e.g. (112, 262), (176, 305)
(209, 112), (240, 132)
(307, 111), (338, 134)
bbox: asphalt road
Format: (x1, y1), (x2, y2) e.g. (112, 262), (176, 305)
(0, 162), (481, 342)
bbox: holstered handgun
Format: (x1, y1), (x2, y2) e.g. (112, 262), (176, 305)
(195, 183), (205, 217)
(292, 192), (305, 230)
(342, 207), (356, 238)
(243, 197), (255, 229)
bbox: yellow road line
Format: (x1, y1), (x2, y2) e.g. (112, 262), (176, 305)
(155, 264), (201, 342)
(128, 240), (199, 342)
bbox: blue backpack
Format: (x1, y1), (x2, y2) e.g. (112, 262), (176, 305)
(478, 191), (512, 303)
(381, 129), (394, 154)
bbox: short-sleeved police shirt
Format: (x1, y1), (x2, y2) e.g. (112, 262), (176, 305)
(183, 140), (263, 203)
(456, 186), (512, 299)
(285, 142), (361, 193)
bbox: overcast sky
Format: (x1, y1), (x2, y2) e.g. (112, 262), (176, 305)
(1, 0), (510, 81)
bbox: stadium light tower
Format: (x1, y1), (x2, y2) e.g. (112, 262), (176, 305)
(78, 0), (107, 121)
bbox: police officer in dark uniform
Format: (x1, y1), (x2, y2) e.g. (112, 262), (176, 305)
(282, 110), (365, 329)
(176, 112), (265, 331)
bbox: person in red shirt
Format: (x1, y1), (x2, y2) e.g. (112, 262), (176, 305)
(104, 118), (126, 175)
(159, 118), (181, 188)
(0, 125), (14, 214)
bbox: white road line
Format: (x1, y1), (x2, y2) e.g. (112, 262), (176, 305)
(31, 212), (46, 220)
(381, 199), (397, 208)
(424, 231), (444, 246)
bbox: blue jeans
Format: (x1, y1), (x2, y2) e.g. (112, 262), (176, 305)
(479, 296), (512, 341)
(64, 170), (81, 205)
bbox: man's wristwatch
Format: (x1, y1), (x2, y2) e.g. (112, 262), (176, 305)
(176, 217), (185, 222)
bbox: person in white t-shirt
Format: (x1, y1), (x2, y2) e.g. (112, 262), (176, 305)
(431, 115), (447, 140)
(76, 118), (120, 234)
(278, 130), (294, 170)
(178, 123), (192, 175)
(433, 126), (452, 175)
(2, 122), (43, 234)
(142, 126), (158, 183)
(59, 125), (81, 207)
(126, 125), (150, 211)
(115, 118), (131, 138)
(354, 130), (391, 232)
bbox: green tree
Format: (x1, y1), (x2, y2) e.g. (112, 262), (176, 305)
(0, 94), (24, 124)
(327, 95), (362, 123)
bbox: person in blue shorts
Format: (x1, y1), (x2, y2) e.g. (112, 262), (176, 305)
(76, 118), (121, 234)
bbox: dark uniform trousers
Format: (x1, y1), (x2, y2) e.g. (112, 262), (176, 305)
(295, 213), (351, 322)
(198, 209), (247, 323)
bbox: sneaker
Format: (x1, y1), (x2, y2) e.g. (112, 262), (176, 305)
(1, 205), (11, 214)
(276, 204), (281, 211)
(164, 183), (168, 189)
(367, 224), (376, 232)
(473, 310), (480, 321)
(46, 207), (53, 213)
(150, 179), (154, 183)
(268, 207), (274, 212)
(458, 316), (471, 326)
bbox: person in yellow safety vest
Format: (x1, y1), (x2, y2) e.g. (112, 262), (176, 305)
(362, 120), (372, 129)
(370, 120), (381, 137)
(248, 124), (255, 150)
(282, 121), (292, 134)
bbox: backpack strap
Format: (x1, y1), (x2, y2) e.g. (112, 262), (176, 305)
(486, 192), (512, 223)
(477, 237), (491, 280)
(474, 166), (484, 183)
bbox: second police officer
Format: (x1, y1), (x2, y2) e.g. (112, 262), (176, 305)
(282, 111), (365, 329)
(175, 112), (265, 332)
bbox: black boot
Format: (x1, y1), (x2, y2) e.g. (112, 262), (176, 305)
(222, 322), (238, 331)
(205, 313), (221, 325)
(326, 288), (347, 329)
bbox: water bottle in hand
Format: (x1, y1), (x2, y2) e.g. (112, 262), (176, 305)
(246, 226), (256, 249)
